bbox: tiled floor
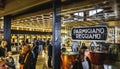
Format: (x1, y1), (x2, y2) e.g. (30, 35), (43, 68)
(36, 52), (49, 69)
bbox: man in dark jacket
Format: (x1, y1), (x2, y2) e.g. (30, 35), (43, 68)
(19, 45), (35, 69)
(23, 52), (35, 69)
(31, 40), (39, 69)
(48, 41), (53, 68)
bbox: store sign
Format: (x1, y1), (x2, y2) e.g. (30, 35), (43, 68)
(71, 26), (107, 40)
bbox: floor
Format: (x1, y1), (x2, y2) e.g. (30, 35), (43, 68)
(13, 51), (52, 69)
(13, 52), (120, 69)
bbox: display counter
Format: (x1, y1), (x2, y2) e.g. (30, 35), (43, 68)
(89, 51), (106, 65)
(11, 45), (21, 52)
(61, 52), (78, 69)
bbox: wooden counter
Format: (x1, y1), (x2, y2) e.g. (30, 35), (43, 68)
(61, 52), (78, 69)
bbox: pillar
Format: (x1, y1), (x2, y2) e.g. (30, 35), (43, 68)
(53, 0), (61, 69)
(4, 15), (11, 51)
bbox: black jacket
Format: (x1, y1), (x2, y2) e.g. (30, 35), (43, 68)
(6, 57), (16, 69)
(0, 47), (6, 57)
(72, 57), (91, 69)
(19, 54), (25, 64)
(23, 52), (35, 69)
(48, 44), (52, 56)
(19, 52), (35, 69)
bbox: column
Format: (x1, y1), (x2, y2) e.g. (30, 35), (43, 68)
(84, 11), (89, 21)
(4, 15), (11, 51)
(53, 0), (61, 69)
(109, 0), (120, 19)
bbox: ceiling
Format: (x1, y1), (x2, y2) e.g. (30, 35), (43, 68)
(0, 0), (120, 33)
(0, 0), (51, 16)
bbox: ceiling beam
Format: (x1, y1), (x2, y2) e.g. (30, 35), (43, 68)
(14, 0), (107, 19)
(0, 0), (6, 10)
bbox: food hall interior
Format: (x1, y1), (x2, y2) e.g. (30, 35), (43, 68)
(0, 0), (120, 69)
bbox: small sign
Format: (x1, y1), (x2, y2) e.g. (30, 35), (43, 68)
(71, 26), (107, 40)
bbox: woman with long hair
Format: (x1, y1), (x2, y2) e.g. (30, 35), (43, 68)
(72, 47), (91, 69)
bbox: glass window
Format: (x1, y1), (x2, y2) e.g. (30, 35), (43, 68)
(74, 12), (84, 17)
(89, 9), (103, 16)
(79, 12), (84, 17)
(97, 9), (103, 13)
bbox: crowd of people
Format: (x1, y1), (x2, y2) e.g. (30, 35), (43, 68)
(0, 38), (92, 69)
(0, 38), (53, 69)
(19, 38), (53, 69)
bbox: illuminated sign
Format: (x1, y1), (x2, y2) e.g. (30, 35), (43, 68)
(71, 26), (107, 40)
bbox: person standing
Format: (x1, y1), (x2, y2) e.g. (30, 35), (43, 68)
(48, 41), (53, 68)
(6, 51), (16, 69)
(19, 44), (35, 69)
(72, 41), (79, 52)
(0, 40), (7, 57)
(32, 40), (39, 69)
(46, 38), (50, 46)
(72, 47), (91, 69)
(38, 39), (43, 54)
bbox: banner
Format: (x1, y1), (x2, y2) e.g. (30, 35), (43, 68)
(71, 26), (107, 40)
